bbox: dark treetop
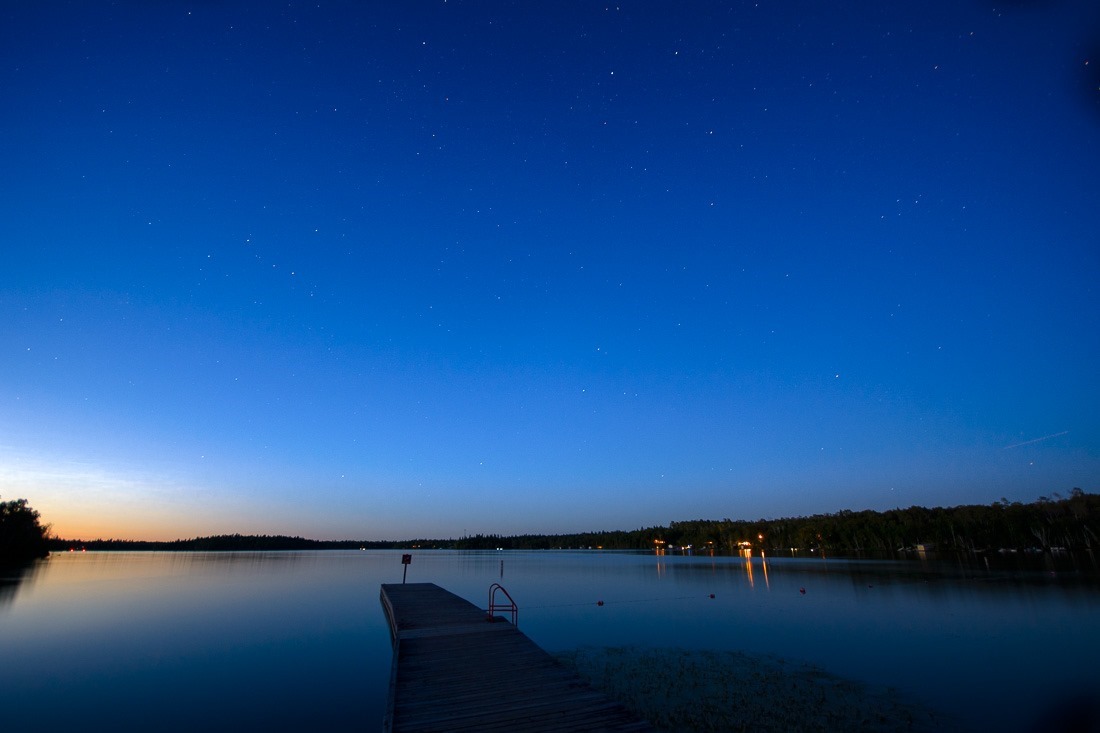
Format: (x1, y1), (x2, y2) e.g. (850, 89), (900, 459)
(0, 497), (50, 563)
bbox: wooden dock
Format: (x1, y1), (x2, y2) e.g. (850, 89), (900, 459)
(380, 583), (652, 733)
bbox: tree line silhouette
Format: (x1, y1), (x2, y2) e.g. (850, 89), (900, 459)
(0, 497), (51, 562)
(457, 489), (1098, 553)
(45, 534), (443, 552)
(34, 489), (1098, 555)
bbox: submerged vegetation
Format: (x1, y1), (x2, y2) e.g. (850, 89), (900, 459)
(0, 497), (51, 563)
(46, 490), (1098, 554)
(558, 646), (948, 733)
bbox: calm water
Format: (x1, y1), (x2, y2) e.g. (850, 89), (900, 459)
(1, 550), (1097, 732)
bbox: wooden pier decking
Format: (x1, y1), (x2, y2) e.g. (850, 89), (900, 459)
(380, 583), (652, 733)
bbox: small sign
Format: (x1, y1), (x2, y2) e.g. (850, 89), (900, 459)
(401, 554), (412, 565)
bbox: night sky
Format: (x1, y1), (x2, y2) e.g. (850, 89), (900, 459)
(3, 1), (1098, 541)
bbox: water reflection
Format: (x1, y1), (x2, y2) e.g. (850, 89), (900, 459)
(0, 560), (41, 610)
(0, 550), (1096, 733)
(0, 551), (399, 733)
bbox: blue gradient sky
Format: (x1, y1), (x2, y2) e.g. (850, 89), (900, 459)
(3, 1), (1098, 541)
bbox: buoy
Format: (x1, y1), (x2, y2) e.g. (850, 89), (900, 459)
(597, 600), (604, 606)
(799, 587), (806, 595)
(709, 593), (715, 599)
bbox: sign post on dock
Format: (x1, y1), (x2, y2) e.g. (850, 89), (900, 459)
(401, 554), (412, 583)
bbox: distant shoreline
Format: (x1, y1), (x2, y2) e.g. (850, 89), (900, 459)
(48, 491), (1098, 556)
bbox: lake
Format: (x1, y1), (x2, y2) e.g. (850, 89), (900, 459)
(1, 549), (1097, 732)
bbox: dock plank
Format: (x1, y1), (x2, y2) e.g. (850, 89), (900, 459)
(380, 583), (651, 733)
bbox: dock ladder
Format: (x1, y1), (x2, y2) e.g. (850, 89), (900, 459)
(487, 583), (518, 626)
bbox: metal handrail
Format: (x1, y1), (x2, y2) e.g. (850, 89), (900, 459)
(487, 583), (518, 626)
